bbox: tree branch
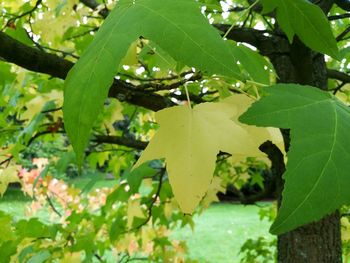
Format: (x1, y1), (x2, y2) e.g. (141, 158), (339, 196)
(214, 24), (270, 47)
(328, 13), (350, 20)
(335, 0), (350, 11)
(134, 170), (165, 230)
(327, 68), (350, 83)
(214, 25), (289, 58)
(0, 26), (278, 111)
(0, 31), (172, 111)
(311, 0), (335, 14)
(336, 25), (350, 41)
(93, 135), (148, 150)
(0, 31), (72, 79)
(259, 141), (285, 200)
(26, 127), (148, 150)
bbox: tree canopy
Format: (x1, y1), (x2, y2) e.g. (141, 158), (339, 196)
(1, 0), (350, 262)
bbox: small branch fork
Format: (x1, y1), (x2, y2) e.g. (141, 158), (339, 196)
(1, 0), (43, 31)
(134, 169), (165, 230)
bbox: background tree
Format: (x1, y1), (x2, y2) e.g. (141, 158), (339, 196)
(1, 0), (350, 262)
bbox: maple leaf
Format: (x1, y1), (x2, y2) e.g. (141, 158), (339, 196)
(127, 199), (145, 228)
(134, 95), (282, 213)
(201, 177), (226, 209)
(63, 0), (244, 163)
(260, 0), (338, 58)
(0, 165), (21, 196)
(22, 90), (63, 120)
(240, 84), (350, 234)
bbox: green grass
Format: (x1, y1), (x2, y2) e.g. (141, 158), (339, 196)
(0, 188), (30, 219)
(172, 203), (274, 262)
(0, 186), (274, 263)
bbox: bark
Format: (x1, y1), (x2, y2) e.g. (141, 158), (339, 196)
(0, 31), (172, 111)
(278, 212), (342, 263)
(268, 35), (342, 263)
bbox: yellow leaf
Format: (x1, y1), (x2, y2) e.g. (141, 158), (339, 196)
(0, 165), (21, 196)
(134, 95), (281, 213)
(342, 217), (350, 241)
(121, 40), (139, 66)
(103, 100), (123, 133)
(32, 0), (78, 44)
(127, 199), (145, 228)
(60, 252), (82, 263)
(201, 177), (225, 209)
(164, 199), (179, 219)
(22, 90), (63, 120)
(335, 91), (350, 105)
(237, 171), (251, 183)
(141, 228), (155, 254)
(224, 95), (284, 155)
(88, 152), (110, 168)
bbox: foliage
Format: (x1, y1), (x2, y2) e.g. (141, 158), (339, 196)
(260, 0), (339, 58)
(239, 237), (276, 263)
(1, 160), (194, 262)
(240, 84), (350, 234)
(1, 0), (350, 261)
(63, 0), (349, 237)
(134, 95), (281, 213)
(63, 0), (242, 163)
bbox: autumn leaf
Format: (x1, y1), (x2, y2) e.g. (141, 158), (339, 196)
(127, 199), (145, 228)
(201, 177), (226, 209)
(0, 165), (21, 196)
(134, 95), (282, 213)
(60, 252), (82, 263)
(22, 90), (63, 121)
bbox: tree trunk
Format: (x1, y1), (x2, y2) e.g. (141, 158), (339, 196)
(277, 212), (341, 263)
(268, 37), (343, 262)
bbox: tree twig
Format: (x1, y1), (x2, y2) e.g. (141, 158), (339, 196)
(79, 0), (109, 18)
(1, 0), (43, 31)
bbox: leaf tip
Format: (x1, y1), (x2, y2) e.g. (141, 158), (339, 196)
(331, 49), (341, 61)
(269, 223), (281, 236)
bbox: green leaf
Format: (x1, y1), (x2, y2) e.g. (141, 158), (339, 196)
(138, 40), (178, 76)
(124, 162), (157, 194)
(63, 0), (243, 163)
(16, 218), (57, 239)
(0, 62), (16, 86)
(0, 212), (15, 241)
(109, 213), (126, 242)
(260, 0), (339, 58)
(5, 25), (33, 47)
(0, 241), (18, 263)
(240, 84), (350, 235)
(231, 45), (271, 85)
(27, 250), (51, 263)
(104, 184), (131, 212)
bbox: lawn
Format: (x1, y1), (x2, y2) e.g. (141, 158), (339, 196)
(173, 203), (274, 262)
(0, 186), (274, 262)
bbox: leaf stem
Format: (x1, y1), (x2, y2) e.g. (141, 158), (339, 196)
(222, 0), (259, 39)
(230, 87), (257, 100)
(184, 84), (192, 109)
(253, 85), (261, 99)
(245, 80), (268, 87)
